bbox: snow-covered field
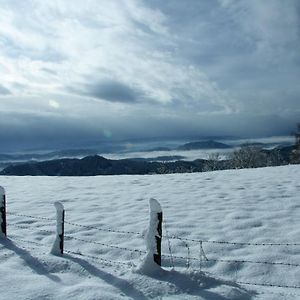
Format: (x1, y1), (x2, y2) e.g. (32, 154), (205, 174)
(0, 165), (300, 299)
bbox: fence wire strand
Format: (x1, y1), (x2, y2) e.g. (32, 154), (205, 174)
(7, 212), (55, 222)
(65, 235), (146, 254)
(64, 220), (143, 236)
(64, 249), (132, 267)
(8, 235), (49, 247)
(8, 211), (300, 246)
(168, 235), (300, 246)
(6, 209), (300, 292)
(236, 280), (300, 290)
(8, 223), (54, 234)
(164, 253), (300, 268)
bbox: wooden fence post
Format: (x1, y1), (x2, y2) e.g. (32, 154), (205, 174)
(51, 202), (65, 255)
(149, 198), (163, 266)
(0, 186), (6, 238)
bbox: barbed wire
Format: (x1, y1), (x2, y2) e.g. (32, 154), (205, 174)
(163, 220), (174, 268)
(64, 249), (132, 267)
(8, 211), (144, 236)
(8, 223), (54, 234)
(7, 231), (300, 269)
(209, 257), (300, 268)
(167, 235), (300, 246)
(3, 237), (48, 254)
(65, 235), (146, 255)
(236, 280), (300, 290)
(8, 235), (49, 247)
(163, 253), (300, 268)
(6, 209), (300, 293)
(64, 220), (143, 236)
(8, 210), (300, 247)
(7, 212), (55, 222)
(4, 231), (300, 292)
(7, 213), (300, 269)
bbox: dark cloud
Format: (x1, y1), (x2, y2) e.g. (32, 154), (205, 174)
(87, 80), (139, 103)
(70, 79), (143, 103)
(0, 0), (299, 152)
(0, 84), (11, 95)
(0, 108), (295, 152)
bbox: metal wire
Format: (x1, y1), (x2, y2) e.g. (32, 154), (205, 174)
(65, 235), (146, 254)
(64, 249), (132, 267)
(168, 235), (300, 246)
(7, 209), (300, 292)
(236, 280), (300, 289)
(64, 220), (143, 236)
(8, 210), (300, 247)
(7, 212), (55, 222)
(8, 223), (54, 234)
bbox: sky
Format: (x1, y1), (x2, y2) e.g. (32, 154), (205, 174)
(0, 0), (300, 151)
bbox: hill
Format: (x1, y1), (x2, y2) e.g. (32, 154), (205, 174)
(177, 140), (232, 150)
(0, 155), (216, 176)
(1, 145), (296, 176)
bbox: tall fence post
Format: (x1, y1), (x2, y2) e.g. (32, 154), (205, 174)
(0, 186), (6, 238)
(51, 202), (65, 255)
(147, 198), (163, 266)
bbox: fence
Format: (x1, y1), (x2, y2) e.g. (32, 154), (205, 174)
(1, 186), (300, 295)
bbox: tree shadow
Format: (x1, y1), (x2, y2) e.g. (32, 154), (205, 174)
(65, 254), (147, 300)
(142, 268), (256, 300)
(0, 238), (61, 282)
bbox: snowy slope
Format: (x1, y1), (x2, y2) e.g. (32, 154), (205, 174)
(0, 165), (300, 299)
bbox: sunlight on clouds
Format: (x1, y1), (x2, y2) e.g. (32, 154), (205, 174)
(49, 99), (60, 109)
(0, 0), (298, 151)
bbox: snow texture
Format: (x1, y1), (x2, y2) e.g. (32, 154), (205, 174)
(0, 165), (300, 299)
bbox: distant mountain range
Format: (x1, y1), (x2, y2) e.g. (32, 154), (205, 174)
(177, 140), (232, 150)
(0, 145), (296, 176)
(0, 139), (294, 174)
(0, 140), (232, 162)
(0, 149), (99, 162)
(0, 156), (211, 176)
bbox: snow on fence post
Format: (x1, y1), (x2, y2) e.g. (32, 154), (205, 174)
(51, 202), (65, 255)
(0, 186), (6, 238)
(147, 198), (163, 266)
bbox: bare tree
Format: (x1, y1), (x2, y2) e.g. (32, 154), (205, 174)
(228, 145), (269, 169)
(203, 152), (221, 171)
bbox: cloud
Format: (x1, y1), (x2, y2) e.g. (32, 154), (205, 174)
(73, 79), (142, 103)
(48, 99), (60, 109)
(0, 0), (299, 151)
(0, 84), (11, 95)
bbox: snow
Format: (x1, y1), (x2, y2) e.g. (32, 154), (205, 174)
(0, 165), (300, 299)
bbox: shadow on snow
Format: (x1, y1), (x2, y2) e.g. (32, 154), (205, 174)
(0, 238), (61, 282)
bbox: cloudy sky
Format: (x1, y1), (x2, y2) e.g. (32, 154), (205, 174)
(0, 0), (300, 151)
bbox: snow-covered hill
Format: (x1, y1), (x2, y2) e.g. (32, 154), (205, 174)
(0, 165), (300, 299)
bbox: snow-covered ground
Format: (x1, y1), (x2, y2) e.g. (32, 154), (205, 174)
(0, 165), (300, 299)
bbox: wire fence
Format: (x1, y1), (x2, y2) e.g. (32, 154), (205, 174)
(3, 210), (300, 293)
